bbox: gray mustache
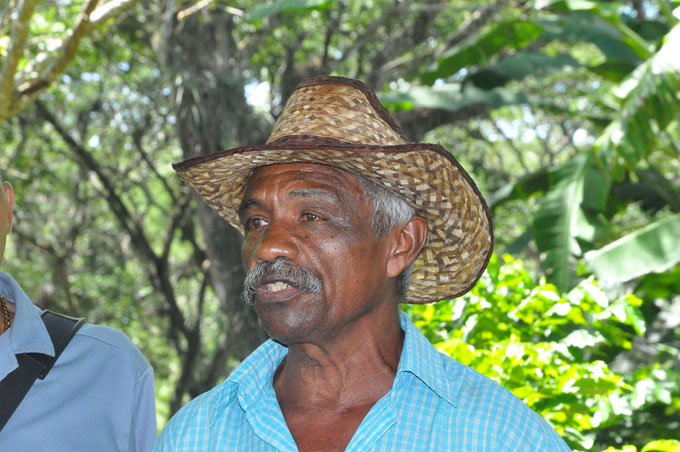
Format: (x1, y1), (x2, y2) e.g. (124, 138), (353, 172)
(241, 257), (322, 305)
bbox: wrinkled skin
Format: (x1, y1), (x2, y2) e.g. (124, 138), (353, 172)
(240, 163), (393, 344)
(239, 163), (427, 451)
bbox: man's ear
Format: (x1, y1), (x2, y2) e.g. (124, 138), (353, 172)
(3, 182), (14, 234)
(385, 216), (427, 279)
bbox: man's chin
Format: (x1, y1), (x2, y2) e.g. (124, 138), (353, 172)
(255, 299), (323, 344)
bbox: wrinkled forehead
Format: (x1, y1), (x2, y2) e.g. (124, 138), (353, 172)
(242, 163), (367, 204)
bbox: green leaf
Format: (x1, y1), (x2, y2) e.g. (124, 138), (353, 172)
(537, 2), (654, 60)
(244, 0), (335, 23)
(594, 24), (680, 177)
(641, 439), (680, 452)
(420, 20), (544, 85)
(623, 302), (646, 335)
(487, 167), (550, 209)
(635, 167), (680, 212)
(533, 154), (609, 291)
(538, 13), (647, 65)
(585, 213), (680, 284)
(573, 377), (618, 395)
(467, 52), (581, 90)
(590, 59), (640, 82)
(380, 84), (530, 112)
(582, 163), (612, 212)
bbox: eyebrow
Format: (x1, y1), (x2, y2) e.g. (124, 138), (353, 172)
(287, 188), (339, 202)
(239, 187), (341, 215)
(239, 198), (259, 213)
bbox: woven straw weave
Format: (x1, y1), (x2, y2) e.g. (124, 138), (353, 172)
(174, 76), (493, 304)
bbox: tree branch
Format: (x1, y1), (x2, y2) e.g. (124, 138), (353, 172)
(381, 0), (507, 74)
(338, 2), (400, 67)
(397, 104), (489, 141)
(320, 2), (346, 74)
(16, 0), (100, 99)
(0, 0), (38, 120)
(489, 117), (530, 173)
(34, 100), (190, 352)
(0, 0), (139, 124)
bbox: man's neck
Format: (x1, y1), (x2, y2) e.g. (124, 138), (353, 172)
(277, 322), (403, 406)
(272, 308), (404, 451)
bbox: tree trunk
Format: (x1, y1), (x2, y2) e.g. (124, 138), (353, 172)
(160, 5), (267, 411)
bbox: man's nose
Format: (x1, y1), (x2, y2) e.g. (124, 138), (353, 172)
(254, 219), (299, 262)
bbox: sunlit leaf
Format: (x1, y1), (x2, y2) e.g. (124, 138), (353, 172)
(641, 439), (680, 452)
(594, 24), (680, 178)
(533, 154), (610, 291)
(538, 13), (647, 64)
(585, 213), (680, 284)
(420, 20), (543, 85)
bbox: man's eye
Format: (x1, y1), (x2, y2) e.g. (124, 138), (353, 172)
(302, 213), (320, 222)
(245, 217), (267, 230)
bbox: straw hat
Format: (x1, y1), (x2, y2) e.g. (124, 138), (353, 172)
(173, 75), (493, 304)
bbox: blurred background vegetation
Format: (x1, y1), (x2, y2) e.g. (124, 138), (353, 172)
(1, 0), (678, 450)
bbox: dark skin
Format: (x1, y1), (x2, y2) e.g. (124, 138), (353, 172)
(239, 163), (427, 451)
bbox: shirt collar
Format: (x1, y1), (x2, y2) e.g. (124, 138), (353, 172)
(0, 271), (55, 356)
(229, 339), (287, 410)
(212, 310), (461, 425)
(396, 311), (460, 407)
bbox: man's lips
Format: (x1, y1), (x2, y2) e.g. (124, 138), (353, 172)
(256, 279), (304, 302)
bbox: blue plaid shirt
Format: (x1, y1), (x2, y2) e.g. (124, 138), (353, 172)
(155, 313), (570, 451)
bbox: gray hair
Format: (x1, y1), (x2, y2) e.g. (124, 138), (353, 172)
(356, 175), (417, 299)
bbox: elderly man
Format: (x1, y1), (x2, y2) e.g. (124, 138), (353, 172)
(156, 76), (571, 451)
(0, 171), (157, 451)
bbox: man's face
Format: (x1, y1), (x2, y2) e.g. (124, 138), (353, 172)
(0, 179), (14, 266)
(239, 163), (394, 344)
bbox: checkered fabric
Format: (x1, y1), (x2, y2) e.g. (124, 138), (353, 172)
(154, 313), (571, 452)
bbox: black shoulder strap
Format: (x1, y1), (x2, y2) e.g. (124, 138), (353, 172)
(37, 311), (85, 379)
(0, 310), (84, 432)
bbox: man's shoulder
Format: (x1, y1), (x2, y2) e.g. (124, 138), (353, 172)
(66, 323), (151, 374)
(436, 352), (571, 450)
(156, 340), (283, 449)
(156, 380), (238, 447)
(76, 322), (136, 347)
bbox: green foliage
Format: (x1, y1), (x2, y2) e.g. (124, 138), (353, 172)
(405, 254), (679, 451)
(594, 24), (680, 179)
(605, 439), (680, 451)
(585, 214), (680, 285)
(390, 0), (680, 290)
(244, 0), (336, 23)
(467, 52), (581, 90)
(532, 153), (611, 291)
(420, 20), (545, 85)
(380, 84), (530, 112)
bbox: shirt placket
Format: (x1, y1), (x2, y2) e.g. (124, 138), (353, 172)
(244, 382), (298, 452)
(344, 390), (397, 452)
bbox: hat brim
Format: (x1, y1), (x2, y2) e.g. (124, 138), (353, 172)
(174, 142), (493, 304)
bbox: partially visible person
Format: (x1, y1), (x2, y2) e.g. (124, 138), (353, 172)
(0, 170), (157, 452)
